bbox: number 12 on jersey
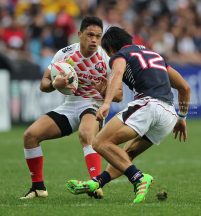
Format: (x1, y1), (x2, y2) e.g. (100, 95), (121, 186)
(130, 50), (167, 72)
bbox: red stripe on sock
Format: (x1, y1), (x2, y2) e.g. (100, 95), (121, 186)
(85, 153), (102, 179)
(26, 156), (44, 182)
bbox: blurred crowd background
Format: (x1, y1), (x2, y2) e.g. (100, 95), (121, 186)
(1, 0), (201, 75)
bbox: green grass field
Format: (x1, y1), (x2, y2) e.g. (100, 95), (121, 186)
(0, 120), (201, 216)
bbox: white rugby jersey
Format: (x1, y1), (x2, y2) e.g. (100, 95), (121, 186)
(48, 43), (111, 100)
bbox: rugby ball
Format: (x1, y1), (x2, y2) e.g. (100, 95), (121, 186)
(51, 60), (78, 95)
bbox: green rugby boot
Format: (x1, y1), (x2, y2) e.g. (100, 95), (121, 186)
(133, 173), (154, 203)
(66, 180), (99, 195)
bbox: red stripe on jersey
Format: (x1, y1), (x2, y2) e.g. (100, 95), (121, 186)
(93, 96), (104, 99)
(112, 57), (126, 66)
(76, 51), (82, 58)
(96, 52), (103, 60)
(76, 89), (86, 93)
(90, 91), (99, 94)
(87, 85), (94, 89)
(102, 62), (106, 70)
(52, 63), (62, 72)
(83, 59), (92, 67)
(90, 55), (98, 64)
(70, 54), (80, 62)
(167, 65), (170, 70)
(89, 69), (98, 75)
(77, 62), (87, 71)
(79, 78), (87, 83)
(74, 67), (79, 72)
(82, 87), (91, 91)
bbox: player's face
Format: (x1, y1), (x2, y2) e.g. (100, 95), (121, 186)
(78, 25), (102, 54)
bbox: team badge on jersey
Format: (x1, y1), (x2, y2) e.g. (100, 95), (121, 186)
(95, 62), (104, 72)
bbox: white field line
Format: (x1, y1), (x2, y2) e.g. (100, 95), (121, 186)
(0, 203), (193, 207)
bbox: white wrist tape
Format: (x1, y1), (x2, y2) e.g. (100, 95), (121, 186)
(178, 111), (187, 116)
(178, 111), (187, 121)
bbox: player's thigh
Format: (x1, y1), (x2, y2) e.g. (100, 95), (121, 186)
(95, 116), (138, 146)
(78, 112), (99, 147)
(123, 135), (153, 161)
(24, 114), (61, 143)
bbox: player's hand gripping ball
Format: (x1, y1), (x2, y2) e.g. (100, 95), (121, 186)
(51, 60), (78, 95)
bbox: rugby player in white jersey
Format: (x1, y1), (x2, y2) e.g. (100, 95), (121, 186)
(20, 17), (123, 199)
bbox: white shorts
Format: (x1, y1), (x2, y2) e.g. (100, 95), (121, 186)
(51, 97), (103, 133)
(116, 98), (178, 145)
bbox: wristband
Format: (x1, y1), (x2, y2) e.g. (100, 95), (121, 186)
(178, 110), (187, 117)
(50, 81), (55, 90)
(178, 116), (186, 121)
(178, 111), (187, 121)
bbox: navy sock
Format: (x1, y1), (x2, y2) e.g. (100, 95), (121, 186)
(124, 165), (143, 184)
(92, 171), (111, 188)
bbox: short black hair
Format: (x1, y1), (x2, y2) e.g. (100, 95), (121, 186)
(80, 16), (103, 32)
(102, 27), (133, 53)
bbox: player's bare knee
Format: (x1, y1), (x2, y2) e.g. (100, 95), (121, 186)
(23, 129), (37, 148)
(78, 128), (93, 146)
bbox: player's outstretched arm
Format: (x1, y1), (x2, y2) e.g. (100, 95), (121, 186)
(96, 58), (126, 121)
(168, 66), (190, 142)
(40, 68), (55, 93)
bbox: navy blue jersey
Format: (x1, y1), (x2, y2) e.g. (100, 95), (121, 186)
(109, 45), (173, 103)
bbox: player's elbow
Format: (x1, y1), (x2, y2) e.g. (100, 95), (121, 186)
(185, 84), (190, 93)
(39, 82), (45, 92)
(113, 95), (123, 103)
(179, 83), (190, 95)
(112, 87), (123, 102)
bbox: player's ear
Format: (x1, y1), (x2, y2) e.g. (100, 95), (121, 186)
(78, 31), (82, 39)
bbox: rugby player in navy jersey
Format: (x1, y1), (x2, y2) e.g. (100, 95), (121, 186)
(66, 27), (190, 203)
